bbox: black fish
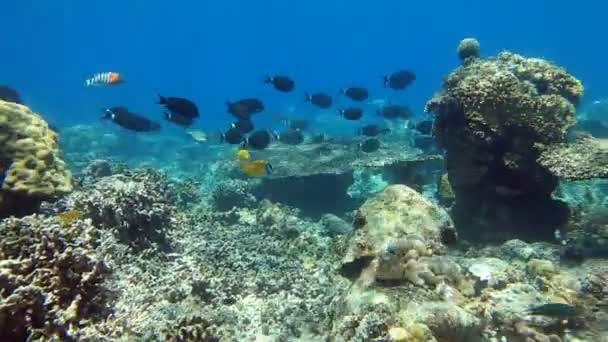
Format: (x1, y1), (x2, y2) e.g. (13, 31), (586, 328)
(163, 111), (194, 127)
(573, 119), (608, 138)
(221, 127), (244, 145)
(377, 104), (412, 119)
(415, 120), (433, 135)
(264, 75), (295, 92)
(245, 130), (272, 150)
(102, 107), (161, 132)
(0, 85), (22, 104)
(384, 70), (416, 90)
(226, 98), (265, 120)
(287, 119), (310, 131)
(341, 87), (368, 101)
(360, 138), (380, 153)
(157, 94), (199, 118)
(231, 120), (255, 134)
(339, 107), (363, 120)
(0, 159), (13, 187)
(305, 92), (332, 108)
(359, 124), (390, 137)
(311, 133), (327, 144)
(275, 129), (304, 145)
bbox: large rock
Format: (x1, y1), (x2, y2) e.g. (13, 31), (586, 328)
(249, 140), (443, 218)
(425, 40), (583, 241)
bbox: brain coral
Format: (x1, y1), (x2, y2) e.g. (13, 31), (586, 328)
(425, 42), (583, 240)
(0, 100), (72, 217)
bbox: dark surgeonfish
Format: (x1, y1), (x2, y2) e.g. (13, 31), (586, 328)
(377, 104), (412, 120)
(286, 119), (310, 131)
(339, 107), (363, 120)
(163, 111), (194, 127)
(305, 92), (333, 108)
(384, 70), (416, 90)
(415, 120), (433, 135)
(220, 126), (245, 145)
(226, 98), (265, 120)
(341, 87), (368, 101)
(274, 129), (305, 145)
(360, 138), (381, 153)
(102, 106), (161, 132)
(0, 85), (22, 104)
(231, 119), (255, 134)
(359, 124), (389, 137)
(244, 130), (272, 150)
(264, 75), (295, 92)
(157, 94), (199, 119)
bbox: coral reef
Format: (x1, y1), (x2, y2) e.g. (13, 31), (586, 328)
(538, 135), (608, 180)
(457, 37), (481, 63)
(425, 41), (583, 241)
(0, 100), (72, 217)
(250, 140), (443, 217)
(69, 168), (178, 251)
(0, 215), (109, 341)
(339, 185), (454, 287)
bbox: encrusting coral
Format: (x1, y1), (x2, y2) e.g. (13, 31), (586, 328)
(0, 100), (72, 217)
(425, 39), (583, 240)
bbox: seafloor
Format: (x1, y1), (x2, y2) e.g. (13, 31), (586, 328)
(1, 40), (608, 342)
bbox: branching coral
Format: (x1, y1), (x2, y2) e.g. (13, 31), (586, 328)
(0, 215), (109, 341)
(70, 169), (177, 251)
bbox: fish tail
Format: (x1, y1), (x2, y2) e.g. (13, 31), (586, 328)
(156, 94), (166, 104)
(271, 131), (280, 141)
(219, 131), (225, 143)
(265, 163), (273, 175)
(0, 160), (12, 187)
(304, 93), (311, 102)
(383, 75), (389, 87)
(162, 111), (171, 120)
(263, 75), (272, 83)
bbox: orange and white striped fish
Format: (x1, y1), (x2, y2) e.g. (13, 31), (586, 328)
(84, 72), (124, 87)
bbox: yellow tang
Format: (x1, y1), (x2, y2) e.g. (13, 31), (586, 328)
(235, 149), (250, 161)
(240, 160), (273, 177)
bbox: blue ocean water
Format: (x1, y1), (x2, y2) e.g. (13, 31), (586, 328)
(1, 0), (606, 130)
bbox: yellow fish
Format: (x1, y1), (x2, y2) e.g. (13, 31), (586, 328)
(235, 149), (250, 161)
(239, 160), (273, 177)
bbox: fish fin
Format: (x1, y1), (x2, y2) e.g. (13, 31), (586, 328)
(0, 160), (13, 187)
(101, 108), (113, 120)
(271, 131), (280, 141)
(265, 163), (273, 175)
